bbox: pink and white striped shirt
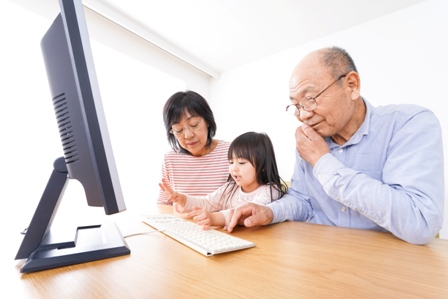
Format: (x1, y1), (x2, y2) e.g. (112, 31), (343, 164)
(157, 140), (231, 204)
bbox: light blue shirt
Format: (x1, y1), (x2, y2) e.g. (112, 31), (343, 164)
(269, 99), (444, 244)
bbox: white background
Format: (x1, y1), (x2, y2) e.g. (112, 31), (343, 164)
(1, 0), (447, 243)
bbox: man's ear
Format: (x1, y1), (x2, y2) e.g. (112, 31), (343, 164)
(346, 71), (361, 100)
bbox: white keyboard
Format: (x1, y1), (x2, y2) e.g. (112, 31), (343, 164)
(141, 214), (255, 256)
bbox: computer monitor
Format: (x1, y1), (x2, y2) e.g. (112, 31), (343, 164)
(15, 0), (130, 273)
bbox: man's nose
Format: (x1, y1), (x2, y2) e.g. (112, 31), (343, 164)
(299, 109), (314, 121)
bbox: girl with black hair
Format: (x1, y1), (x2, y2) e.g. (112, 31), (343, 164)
(159, 132), (287, 229)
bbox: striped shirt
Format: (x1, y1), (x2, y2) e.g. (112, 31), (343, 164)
(157, 140), (231, 204)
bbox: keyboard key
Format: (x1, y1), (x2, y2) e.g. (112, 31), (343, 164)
(142, 214), (255, 256)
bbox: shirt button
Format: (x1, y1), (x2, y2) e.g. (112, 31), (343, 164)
(341, 206), (346, 212)
(338, 148), (343, 153)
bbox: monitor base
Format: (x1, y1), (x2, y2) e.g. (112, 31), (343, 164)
(20, 221), (130, 273)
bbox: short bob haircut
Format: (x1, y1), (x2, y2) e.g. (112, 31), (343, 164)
(162, 90), (217, 154)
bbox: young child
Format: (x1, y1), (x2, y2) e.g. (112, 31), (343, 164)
(159, 131), (288, 229)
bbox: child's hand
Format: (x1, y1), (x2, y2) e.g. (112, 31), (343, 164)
(186, 207), (213, 230)
(158, 178), (174, 198)
(158, 178), (187, 208)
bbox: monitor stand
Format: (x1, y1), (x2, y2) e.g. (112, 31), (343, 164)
(20, 221), (130, 273)
(16, 157), (130, 273)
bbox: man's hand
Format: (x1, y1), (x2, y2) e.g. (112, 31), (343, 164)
(225, 203), (274, 232)
(295, 124), (329, 167)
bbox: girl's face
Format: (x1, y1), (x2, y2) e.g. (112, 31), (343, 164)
(229, 155), (260, 192)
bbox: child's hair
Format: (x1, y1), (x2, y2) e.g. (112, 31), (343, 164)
(221, 132), (288, 206)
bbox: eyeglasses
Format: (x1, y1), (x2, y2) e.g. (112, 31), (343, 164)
(170, 117), (204, 137)
(285, 74), (348, 116)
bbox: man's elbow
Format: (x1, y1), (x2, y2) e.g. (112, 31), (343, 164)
(397, 218), (443, 245)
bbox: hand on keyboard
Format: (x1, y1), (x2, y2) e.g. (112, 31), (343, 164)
(141, 214), (255, 256)
(186, 206), (225, 230)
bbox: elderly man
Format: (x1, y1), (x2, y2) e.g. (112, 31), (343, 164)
(226, 46), (444, 245)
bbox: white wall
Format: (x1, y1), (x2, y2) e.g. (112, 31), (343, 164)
(210, 0), (448, 238)
(11, 0), (212, 97)
(0, 0), (208, 240)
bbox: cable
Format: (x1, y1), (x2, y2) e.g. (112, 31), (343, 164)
(123, 230), (163, 238)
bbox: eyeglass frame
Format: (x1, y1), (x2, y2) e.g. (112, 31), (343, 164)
(285, 73), (348, 116)
(170, 117), (204, 137)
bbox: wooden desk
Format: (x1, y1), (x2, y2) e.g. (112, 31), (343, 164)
(6, 204), (448, 298)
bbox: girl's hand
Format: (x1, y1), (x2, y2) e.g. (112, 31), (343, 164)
(158, 178), (187, 208)
(186, 207), (213, 230)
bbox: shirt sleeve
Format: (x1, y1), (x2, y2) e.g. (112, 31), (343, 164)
(268, 152), (313, 224)
(177, 184), (228, 213)
(221, 185), (282, 224)
(313, 110), (444, 245)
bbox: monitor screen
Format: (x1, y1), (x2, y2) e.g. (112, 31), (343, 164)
(15, 0), (130, 273)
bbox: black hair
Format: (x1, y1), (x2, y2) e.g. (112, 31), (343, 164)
(321, 46), (358, 78)
(162, 90), (217, 154)
(220, 132), (288, 205)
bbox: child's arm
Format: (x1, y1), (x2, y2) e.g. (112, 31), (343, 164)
(186, 207), (226, 230)
(159, 178), (187, 210)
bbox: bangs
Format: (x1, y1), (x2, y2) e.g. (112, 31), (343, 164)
(228, 138), (256, 166)
(168, 101), (201, 126)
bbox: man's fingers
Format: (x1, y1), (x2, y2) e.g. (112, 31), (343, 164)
(225, 208), (240, 232)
